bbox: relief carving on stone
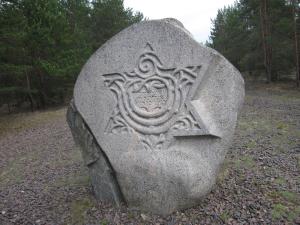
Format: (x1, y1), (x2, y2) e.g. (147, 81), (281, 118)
(103, 43), (212, 150)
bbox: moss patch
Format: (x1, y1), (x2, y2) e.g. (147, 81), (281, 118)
(287, 206), (300, 222)
(220, 211), (230, 223)
(245, 140), (256, 149)
(273, 177), (286, 185)
(276, 122), (289, 131)
(68, 197), (95, 225)
(268, 190), (299, 204)
(279, 191), (300, 204)
(235, 155), (256, 169)
(100, 219), (109, 225)
(271, 204), (300, 222)
(269, 190), (300, 222)
(271, 203), (288, 220)
(217, 160), (231, 183)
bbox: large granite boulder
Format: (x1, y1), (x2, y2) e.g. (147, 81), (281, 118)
(67, 18), (244, 215)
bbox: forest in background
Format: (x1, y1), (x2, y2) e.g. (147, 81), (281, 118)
(1, 0), (300, 113)
(0, 0), (143, 111)
(207, 0), (300, 85)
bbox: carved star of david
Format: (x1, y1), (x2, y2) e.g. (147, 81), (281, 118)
(102, 43), (218, 150)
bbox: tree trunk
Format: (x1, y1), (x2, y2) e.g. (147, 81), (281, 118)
(38, 72), (46, 109)
(7, 102), (11, 114)
(25, 71), (34, 111)
(260, 0), (272, 83)
(293, 0), (300, 87)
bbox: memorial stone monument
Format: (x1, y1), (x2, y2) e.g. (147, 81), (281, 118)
(67, 18), (244, 215)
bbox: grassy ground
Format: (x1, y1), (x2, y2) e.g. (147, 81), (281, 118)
(0, 82), (299, 225)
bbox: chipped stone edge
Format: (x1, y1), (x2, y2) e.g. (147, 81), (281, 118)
(66, 100), (125, 206)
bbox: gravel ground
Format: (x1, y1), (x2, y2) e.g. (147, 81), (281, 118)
(0, 82), (299, 225)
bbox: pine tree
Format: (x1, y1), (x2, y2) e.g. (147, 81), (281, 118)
(0, 0), (144, 111)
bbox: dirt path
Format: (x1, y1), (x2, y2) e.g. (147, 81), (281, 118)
(0, 82), (299, 225)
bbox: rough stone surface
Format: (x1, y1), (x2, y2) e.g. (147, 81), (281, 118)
(68, 18), (245, 215)
(67, 101), (124, 206)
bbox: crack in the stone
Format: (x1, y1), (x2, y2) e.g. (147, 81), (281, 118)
(67, 100), (126, 206)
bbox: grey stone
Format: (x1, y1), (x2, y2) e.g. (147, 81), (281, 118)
(67, 101), (124, 206)
(68, 18), (245, 215)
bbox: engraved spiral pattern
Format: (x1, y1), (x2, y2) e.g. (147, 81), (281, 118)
(103, 43), (202, 149)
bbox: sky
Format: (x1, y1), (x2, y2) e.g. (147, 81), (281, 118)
(124, 0), (236, 43)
